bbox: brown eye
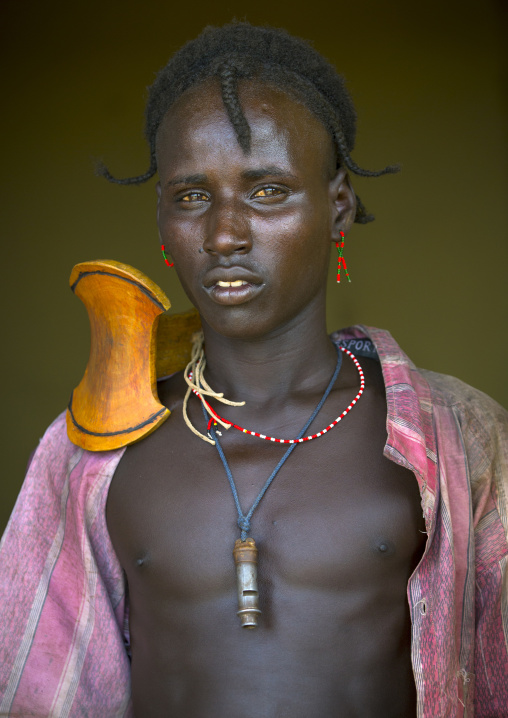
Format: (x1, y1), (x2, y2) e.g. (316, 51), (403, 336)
(253, 187), (283, 198)
(181, 192), (208, 202)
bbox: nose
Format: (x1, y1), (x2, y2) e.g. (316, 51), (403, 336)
(202, 196), (251, 257)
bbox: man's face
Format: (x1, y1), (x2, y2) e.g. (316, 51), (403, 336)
(156, 79), (354, 340)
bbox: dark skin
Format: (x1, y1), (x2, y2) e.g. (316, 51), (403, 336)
(106, 80), (426, 717)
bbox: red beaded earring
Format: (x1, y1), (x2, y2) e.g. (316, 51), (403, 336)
(161, 245), (174, 267)
(335, 231), (350, 283)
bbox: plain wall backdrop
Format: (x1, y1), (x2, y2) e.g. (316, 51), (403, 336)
(1, 0), (507, 532)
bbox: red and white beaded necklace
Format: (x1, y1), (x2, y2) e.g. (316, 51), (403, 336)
(181, 334), (366, 629)
(183, 334), (365, 446)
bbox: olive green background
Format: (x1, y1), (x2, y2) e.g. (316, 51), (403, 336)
(1, 0), (507, 532)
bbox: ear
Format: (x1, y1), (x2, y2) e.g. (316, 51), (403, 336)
(328, 167), (356, 241)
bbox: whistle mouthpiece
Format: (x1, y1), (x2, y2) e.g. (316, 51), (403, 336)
(233, 538), (262, 629)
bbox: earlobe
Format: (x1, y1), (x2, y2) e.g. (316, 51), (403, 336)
(329, 169), (356, 240)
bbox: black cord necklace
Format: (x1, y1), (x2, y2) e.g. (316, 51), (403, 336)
(205, 345), (343, 628)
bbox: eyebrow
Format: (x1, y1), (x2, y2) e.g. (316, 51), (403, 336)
(242, 166), (297, 181)
(165, 173), (207, 188)
(165, 167), (297, 188)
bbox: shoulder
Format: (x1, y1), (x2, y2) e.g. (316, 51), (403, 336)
(351, 323), (507, 430)
(419, 368), (506, 418)
(418, 367), (508, 454)
(31, 411), (86, 468)
(29, 411), (126, 496)
(345, 324), (507, 482)
(418, 369), (508, 526)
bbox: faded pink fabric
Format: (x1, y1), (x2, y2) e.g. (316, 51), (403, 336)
(1, 326), (507, 717)
(0, 420), (130, 717)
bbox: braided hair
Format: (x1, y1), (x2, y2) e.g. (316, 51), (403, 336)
(98, 22), (398, 223)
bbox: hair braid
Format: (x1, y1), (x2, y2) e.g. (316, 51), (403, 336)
(99, 22), (399, 221)
(354, 194), (375, 225)
(218, 62), (251, 153)
(259, 65), (398, 221)
(95, 154), (157, 185)
(331, 126), (399, 178)
(266, 65), (399, 178)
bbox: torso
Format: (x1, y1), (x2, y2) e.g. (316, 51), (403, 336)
(106, 353), (426, 718)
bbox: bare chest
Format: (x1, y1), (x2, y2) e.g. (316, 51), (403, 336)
(106, 394), (425, 608)
(106, 384), (425, 717)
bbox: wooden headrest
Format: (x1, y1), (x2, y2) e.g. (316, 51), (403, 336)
(66, 260), (201, 451)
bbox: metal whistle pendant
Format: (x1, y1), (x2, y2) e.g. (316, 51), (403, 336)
(233, 538), (262, 628)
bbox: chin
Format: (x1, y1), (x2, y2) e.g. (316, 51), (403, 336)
(201, 309), (268, 340)
(200, 306), (306, 344)
(190, 282), (321, 342)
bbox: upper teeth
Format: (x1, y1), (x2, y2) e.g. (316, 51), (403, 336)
(216, 280), (247, 287)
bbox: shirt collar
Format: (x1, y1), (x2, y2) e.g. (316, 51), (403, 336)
(332, 325), (438, 529)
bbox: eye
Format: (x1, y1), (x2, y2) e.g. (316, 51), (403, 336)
(180, 191), (209, 203)
(252, 186), (284, 198)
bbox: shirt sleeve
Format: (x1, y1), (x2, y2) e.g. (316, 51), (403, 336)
(0, 413), (133, 717)
(466, 391), (508, 715)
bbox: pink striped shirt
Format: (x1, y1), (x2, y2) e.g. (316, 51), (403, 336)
(1, 326), (507, 717)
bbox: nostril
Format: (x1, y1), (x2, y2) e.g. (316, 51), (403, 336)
(204, 234), (251, 256)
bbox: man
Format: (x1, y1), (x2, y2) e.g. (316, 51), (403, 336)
(1, 22), (507, 718)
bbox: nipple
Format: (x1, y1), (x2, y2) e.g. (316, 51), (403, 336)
(135, 553), (149, 568)
(232, 538), (262, 628)
(373, 538), (395, 556)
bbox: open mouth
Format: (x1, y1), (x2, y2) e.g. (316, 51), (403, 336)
(202, 267), (264, 306)
(216, 280), (248, 288)
(206, 279), (263, 306)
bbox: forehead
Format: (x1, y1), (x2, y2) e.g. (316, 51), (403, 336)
(155, 78), (335, 178)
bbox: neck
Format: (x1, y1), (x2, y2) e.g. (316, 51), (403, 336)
(200, 308), (338, 407)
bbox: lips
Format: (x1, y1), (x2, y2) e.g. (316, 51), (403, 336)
(203, 267), (263, 306)
(203, 267), (263, 288)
